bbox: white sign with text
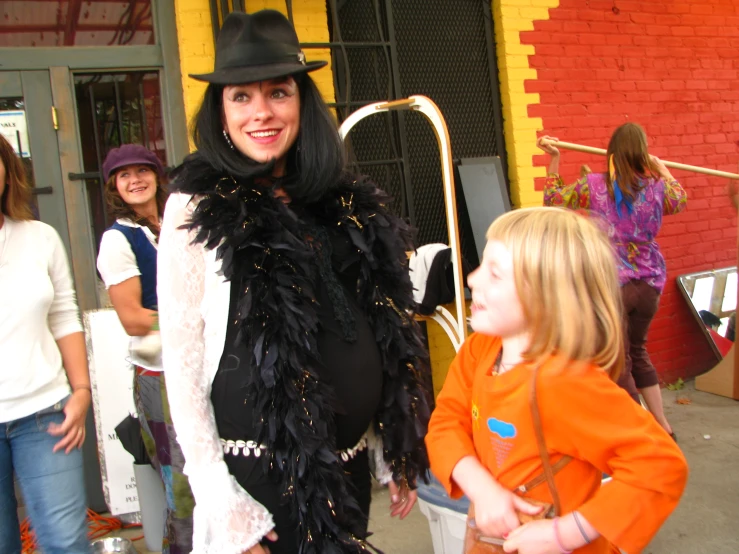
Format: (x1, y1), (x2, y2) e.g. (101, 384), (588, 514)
(0, 111), (30, 158)
(84, 309), (141, 517)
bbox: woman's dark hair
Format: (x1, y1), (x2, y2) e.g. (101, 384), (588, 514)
(104, 166), (168, 238)
(605, 122), (661, 201)
(187, 73), (346, 203)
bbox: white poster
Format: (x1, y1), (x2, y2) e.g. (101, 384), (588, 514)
(0, 111), (30, 158)
(84, 309), (141, 517)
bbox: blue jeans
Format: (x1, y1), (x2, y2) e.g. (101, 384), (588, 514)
(0, 396), (91, 553)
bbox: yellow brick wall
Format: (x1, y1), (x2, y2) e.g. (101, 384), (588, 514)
(492, 0), (560, 207)
(174, 0), (216, 136)
(424, 301), (470, 398)
(173, 0), (336, 148)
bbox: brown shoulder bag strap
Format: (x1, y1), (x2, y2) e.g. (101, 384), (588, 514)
(529, 365), (571, 516)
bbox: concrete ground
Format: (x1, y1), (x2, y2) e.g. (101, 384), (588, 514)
(100, 380), (737, 553)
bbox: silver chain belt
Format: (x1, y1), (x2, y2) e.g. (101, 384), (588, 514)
(220, 432), (368, 462)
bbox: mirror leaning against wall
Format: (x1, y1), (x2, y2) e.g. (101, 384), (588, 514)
(677, 267), (737, 359)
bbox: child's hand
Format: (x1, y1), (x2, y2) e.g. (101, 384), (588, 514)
(471, 485), (544, 539)
(503, 519), (560, 554)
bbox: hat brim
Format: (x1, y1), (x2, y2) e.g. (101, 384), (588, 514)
(105, 158), (163, 181)
(189, 60), (327, 85)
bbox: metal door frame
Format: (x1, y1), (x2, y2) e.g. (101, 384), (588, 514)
(0, 0), (188, 311)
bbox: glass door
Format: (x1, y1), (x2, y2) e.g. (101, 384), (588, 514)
(0, 71), (72, 253)
(0, 68), (106, 512)
(73, 70), (168, 252)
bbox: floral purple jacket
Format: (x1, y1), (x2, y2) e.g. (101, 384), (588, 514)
(544, 172), (687, 292)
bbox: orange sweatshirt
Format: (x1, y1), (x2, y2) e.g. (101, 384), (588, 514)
(426, 333), (688, 554)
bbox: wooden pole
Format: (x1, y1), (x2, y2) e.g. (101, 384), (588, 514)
(541, 139), (739, 180)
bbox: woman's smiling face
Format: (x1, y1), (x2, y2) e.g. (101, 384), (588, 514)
(222, 77), (301, 177)
(114, 164), (158, 209)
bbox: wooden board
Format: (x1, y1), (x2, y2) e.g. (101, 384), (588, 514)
(695, 345), (738, 399)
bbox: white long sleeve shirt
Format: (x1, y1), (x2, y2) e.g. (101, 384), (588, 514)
(0, 218), (83, 423)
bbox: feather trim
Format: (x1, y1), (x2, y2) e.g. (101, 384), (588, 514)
(176, 163), (430, 553)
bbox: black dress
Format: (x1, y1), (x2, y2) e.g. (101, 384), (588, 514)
(210, 213), (384, 553)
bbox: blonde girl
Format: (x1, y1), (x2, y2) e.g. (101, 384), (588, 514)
(426, 207), (687, 554)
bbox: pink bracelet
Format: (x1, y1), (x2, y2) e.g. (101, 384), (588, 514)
(553, 517), (573, 554)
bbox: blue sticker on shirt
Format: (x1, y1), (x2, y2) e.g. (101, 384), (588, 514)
(487, 417), (517, 439)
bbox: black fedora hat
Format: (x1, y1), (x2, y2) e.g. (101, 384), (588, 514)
(190, 10), (327, 85)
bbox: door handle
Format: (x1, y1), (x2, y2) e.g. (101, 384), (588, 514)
(32, 186), (53, 195)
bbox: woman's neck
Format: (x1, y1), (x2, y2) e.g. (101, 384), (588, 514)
(0, 212), (5, 230)
(133, 202), (159, 227)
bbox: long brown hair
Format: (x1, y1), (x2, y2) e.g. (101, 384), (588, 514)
(104, 165), (168, 237)
(0, 134), (33, 220)
(605, 122), (661, 201)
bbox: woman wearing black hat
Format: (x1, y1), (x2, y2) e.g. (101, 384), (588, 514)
(157, 9), (430, 554)
(97, 144), (194, 553)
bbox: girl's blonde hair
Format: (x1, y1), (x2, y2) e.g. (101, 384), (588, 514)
(486, 207), (624, 380)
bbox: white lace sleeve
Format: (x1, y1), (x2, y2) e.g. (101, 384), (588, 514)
(158, 192), (274, 554)
(367, 424), (393, 485)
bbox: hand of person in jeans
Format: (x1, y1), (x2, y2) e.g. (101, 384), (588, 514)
(48, 389), (91, 454)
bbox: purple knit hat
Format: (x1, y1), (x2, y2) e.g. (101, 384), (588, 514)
(102, 144), (164, 181)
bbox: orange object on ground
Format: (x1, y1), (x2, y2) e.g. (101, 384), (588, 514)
(20, 509), (143, 553)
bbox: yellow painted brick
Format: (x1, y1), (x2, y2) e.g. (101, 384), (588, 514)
(492, 0), (560, 207)
(508, 103), (534, 120)
(510, 17), (534, 31)
(516, 147), (547, 161)
(505, 67), (537, 81)
(179, 41), (207, 59)
(500, 54), (533, 69)
(294, 12), (333, 26)
(501, 30), (525, 45)
(498, 4), (523, 17)
(178, 10), (204, 27)
(518, 7), (552, 19)
(245, 0), (287, 13)
(520, 187), (544, 201)
(501, 91), (539, 108)
(516, 165), (544, 180)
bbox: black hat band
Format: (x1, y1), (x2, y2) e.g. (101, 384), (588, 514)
(217, 42), (305, 70)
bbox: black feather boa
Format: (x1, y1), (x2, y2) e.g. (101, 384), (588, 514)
(173, 157), (431, 553)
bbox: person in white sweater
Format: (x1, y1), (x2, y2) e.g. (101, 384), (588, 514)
(0, 134), (92, 553)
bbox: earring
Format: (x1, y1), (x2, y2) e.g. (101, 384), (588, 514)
(223, 129), (234, 150)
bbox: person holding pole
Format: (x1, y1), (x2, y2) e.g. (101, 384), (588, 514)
(539, 122), (686, 438)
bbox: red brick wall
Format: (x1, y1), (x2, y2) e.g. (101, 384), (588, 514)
(521, 0), (739, 382)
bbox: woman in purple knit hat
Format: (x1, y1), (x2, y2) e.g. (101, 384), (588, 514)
(97, 144), (194, 553)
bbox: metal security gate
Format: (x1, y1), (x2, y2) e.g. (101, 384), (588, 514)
(211, 0), (507, 264)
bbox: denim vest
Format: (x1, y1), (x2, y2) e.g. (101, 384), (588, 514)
(109, 222), (158, 310)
